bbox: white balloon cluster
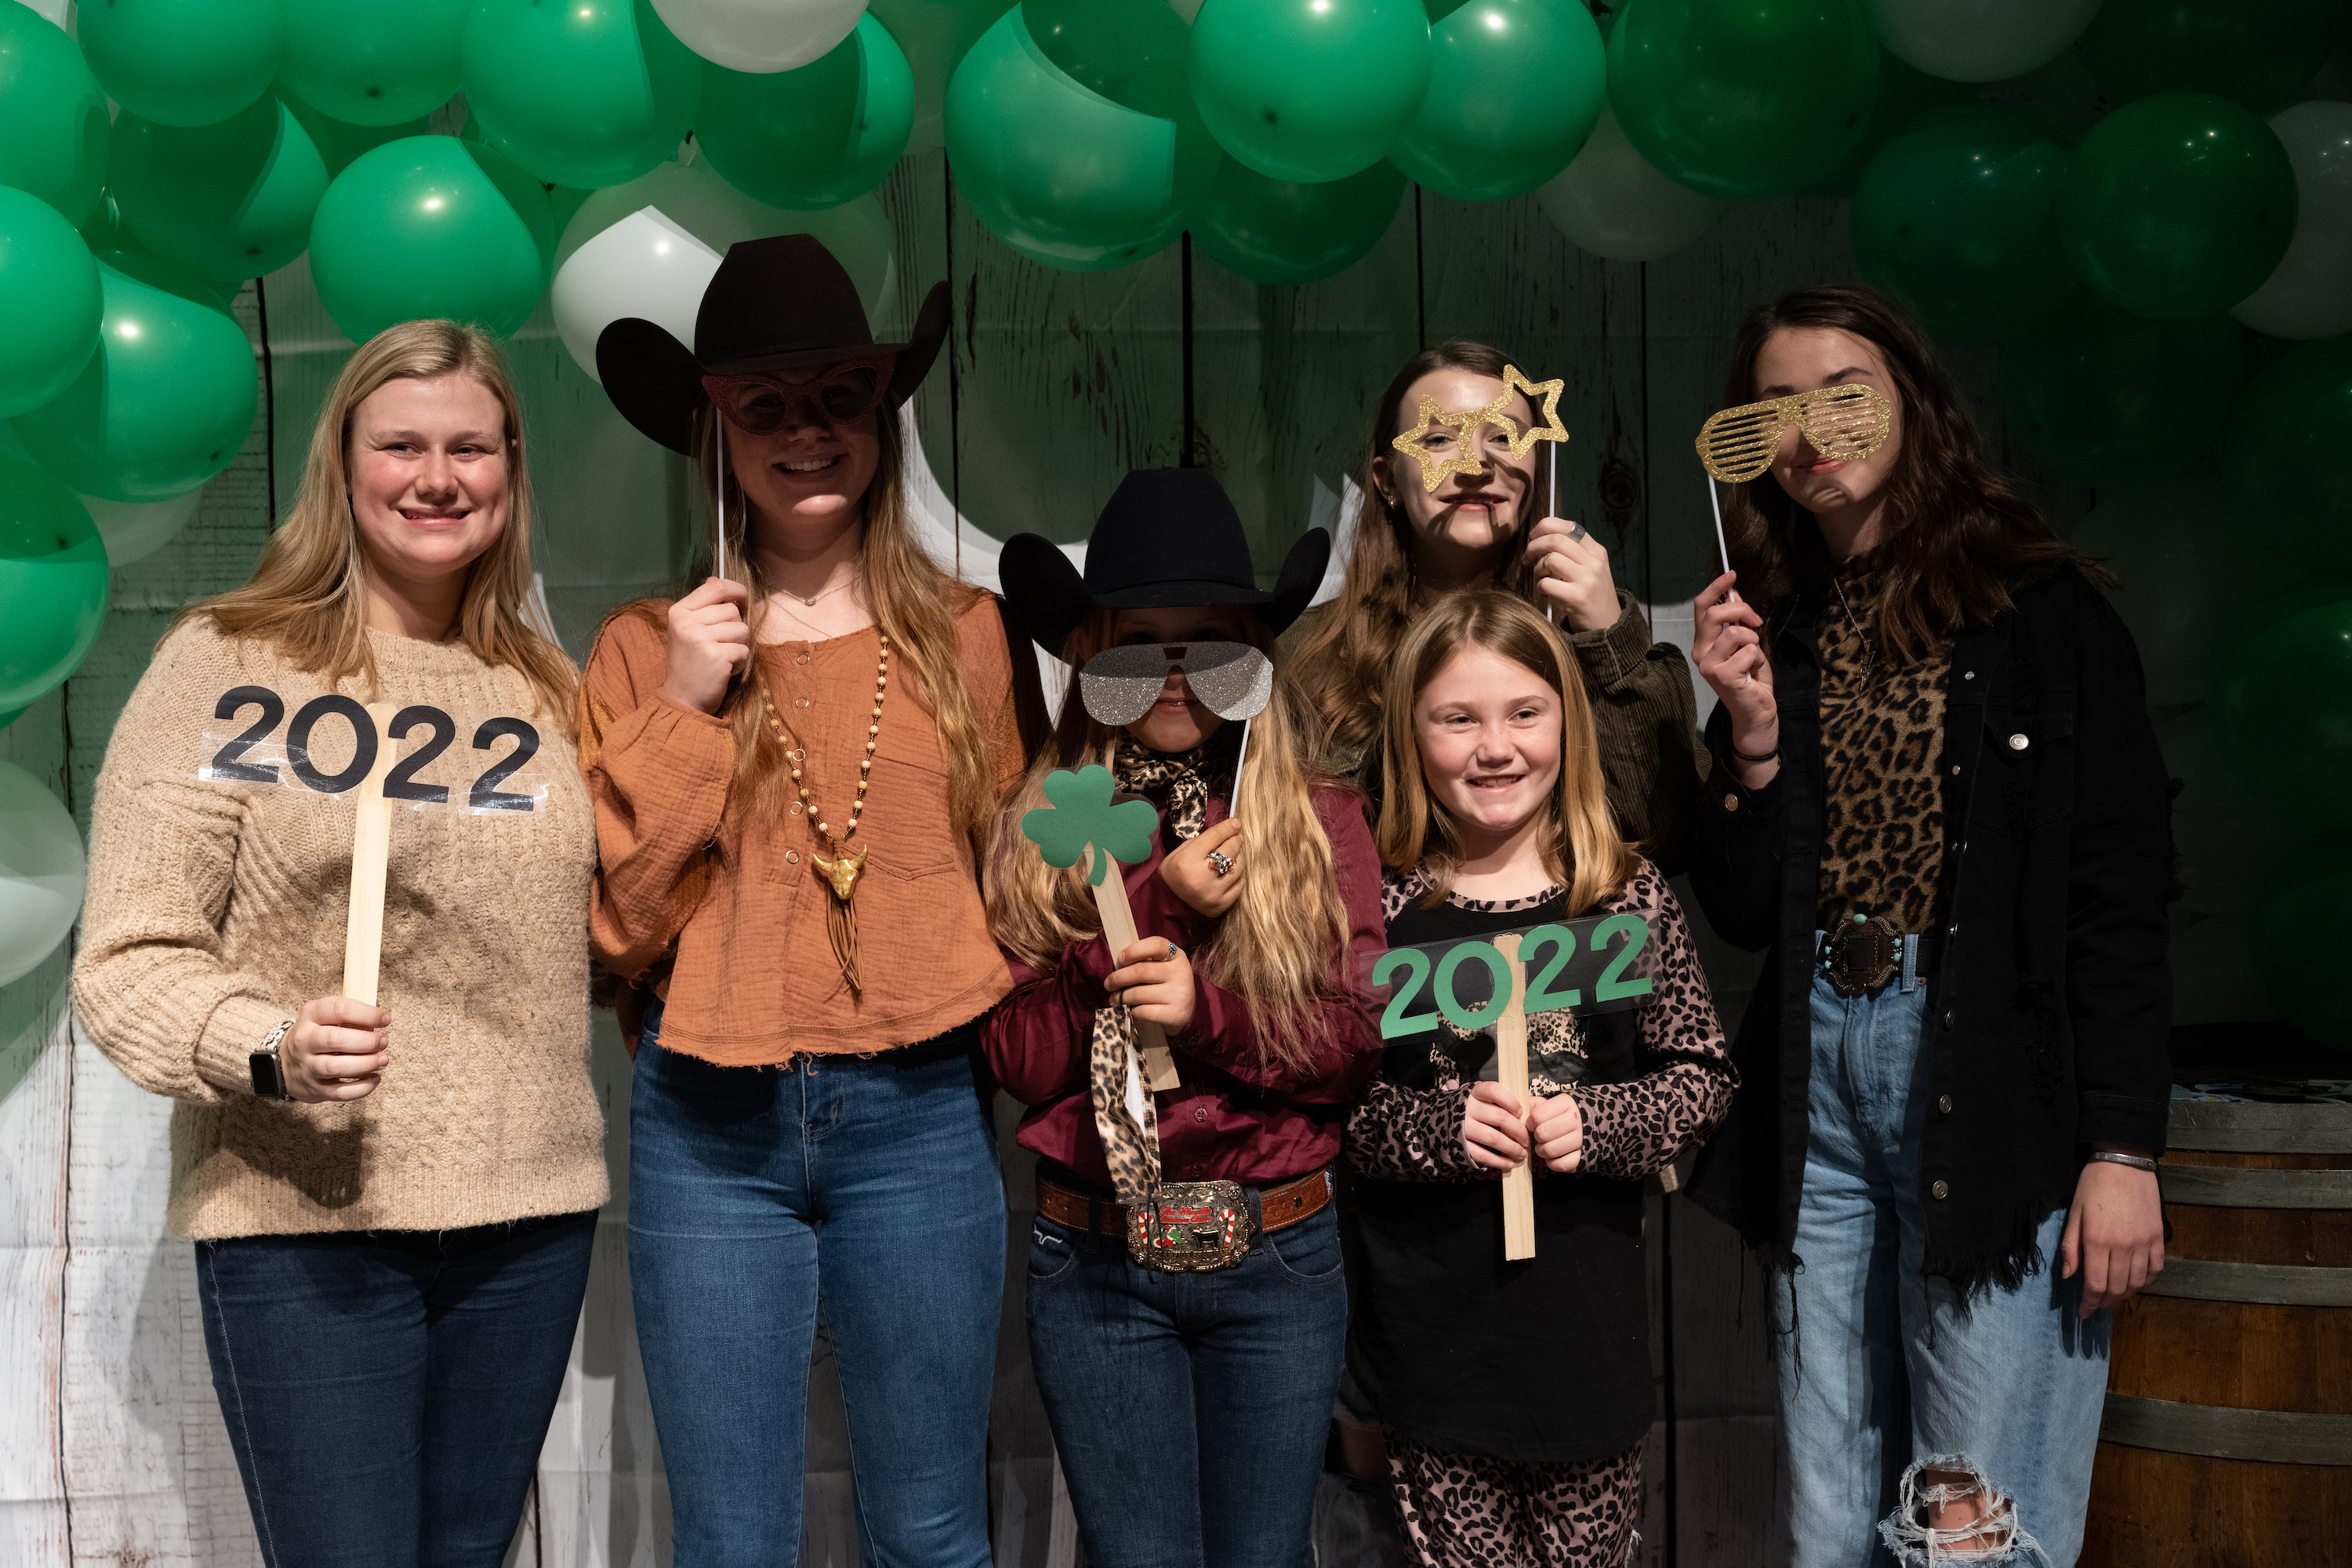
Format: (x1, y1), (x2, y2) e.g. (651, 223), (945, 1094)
(1865, 0), (2102, 84)
(2231, 101), (2352, 342)
(650, 0), (869, 72)
(1537, 107), (1722, 263)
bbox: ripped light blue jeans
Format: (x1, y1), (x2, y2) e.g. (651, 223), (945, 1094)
(1778, 962), (2110, 1567)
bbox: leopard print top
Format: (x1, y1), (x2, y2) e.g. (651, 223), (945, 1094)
(1817, 551), (1952, 935)
(1347, 858), (1735, 1184)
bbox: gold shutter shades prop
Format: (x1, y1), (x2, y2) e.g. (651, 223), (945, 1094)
(1694, 383), (1893, 485)
(1388, 365), (1569, 492)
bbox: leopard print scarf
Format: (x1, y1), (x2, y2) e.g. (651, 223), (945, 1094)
(1089, 740), (1217, 1205)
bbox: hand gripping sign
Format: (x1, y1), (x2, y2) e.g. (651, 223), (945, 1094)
(1364, 909), (1661, 1260)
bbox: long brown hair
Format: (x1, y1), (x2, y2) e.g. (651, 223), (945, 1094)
(1292, 339), (1541, 768)
(1721, 285), (2101, 661)
(985, 610), (1350, 1074)
(185, 319), (576, 728)
(1375, 590), (1637, 917)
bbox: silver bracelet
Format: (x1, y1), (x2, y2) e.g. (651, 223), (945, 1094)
(2088, 1150), (2158, 1173)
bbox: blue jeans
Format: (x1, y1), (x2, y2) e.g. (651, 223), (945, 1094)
(195, 1210), (597, 1568)
(1025, 1184), (1348, 1568)
(1780, 964), (2109, 1567)
(627, 1004), (1005, 1566)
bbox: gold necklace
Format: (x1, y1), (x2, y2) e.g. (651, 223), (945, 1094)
(1828, 569), (1877, 693)
(758, 636), (889, 900)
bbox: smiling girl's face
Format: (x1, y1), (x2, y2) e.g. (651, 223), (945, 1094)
(1373, 367), (1537, 586)
(1752, 326), (1906, 522)
(1413, 643), (1562, 847)
(1108, 604), (1251, 753)
(728, 364), (884, 538)
(346, 372), (512, 587)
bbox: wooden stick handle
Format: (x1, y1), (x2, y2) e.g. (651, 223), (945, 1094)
(1491, 932), (1536, 1261)
(1087, 850), (1180, 1092)
(340, 702), (401, 1006)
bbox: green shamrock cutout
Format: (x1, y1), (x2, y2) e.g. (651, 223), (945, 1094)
(1021, 766), (1161, 886)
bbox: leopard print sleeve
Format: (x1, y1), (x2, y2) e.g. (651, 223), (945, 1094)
(1345, 1080), (1494, 1183)
(1566, 860), (1737, 1182)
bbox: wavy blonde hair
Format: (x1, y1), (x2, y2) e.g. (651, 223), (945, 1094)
(185, 319), (575, 728)
(1376, 590), (1635, 917)
(985, 610), (1350, 1074)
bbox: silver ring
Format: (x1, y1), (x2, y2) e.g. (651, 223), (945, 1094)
(1207, 850), (1232, 878)
(1566, 522), (1588, 543)
(1163, 941), (1178, 961)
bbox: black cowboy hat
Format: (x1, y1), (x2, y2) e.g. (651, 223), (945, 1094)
(595, 233), (949, 454)
(1000, 468), (1330, 659)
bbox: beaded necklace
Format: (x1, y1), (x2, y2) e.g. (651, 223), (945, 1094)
(757, 633), (890, 990)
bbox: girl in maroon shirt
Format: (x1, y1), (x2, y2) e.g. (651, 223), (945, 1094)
(982, 469), (1385, 1567)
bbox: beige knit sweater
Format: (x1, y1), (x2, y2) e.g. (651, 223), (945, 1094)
(74, 618), (608, 1240)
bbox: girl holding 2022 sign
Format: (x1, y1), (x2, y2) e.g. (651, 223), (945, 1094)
(74, 321), (604, 1566)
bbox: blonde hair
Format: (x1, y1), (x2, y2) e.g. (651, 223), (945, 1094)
(985, 610), (1351, 1074)
(1376, 590), (1636, 917)
(185, 320), (576, 727)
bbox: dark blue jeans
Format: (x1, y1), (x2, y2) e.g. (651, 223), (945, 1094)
(1025, 1185), (1348, 1568)
(627, 1004), (1005, 1566)
(194, 1210), (597, 1568)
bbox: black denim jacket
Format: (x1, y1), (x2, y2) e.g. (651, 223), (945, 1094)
(1683, 565), (2175, 1300)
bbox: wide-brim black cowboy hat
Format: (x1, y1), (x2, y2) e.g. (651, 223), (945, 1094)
(596, 232), (949, 454)
(1001, 468), (1330, 659)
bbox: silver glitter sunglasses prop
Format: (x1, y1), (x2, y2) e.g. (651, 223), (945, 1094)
(1077, 642), (1275, 727)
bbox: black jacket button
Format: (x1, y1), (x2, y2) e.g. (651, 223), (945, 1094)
(1930, 1180), (1950, 1200)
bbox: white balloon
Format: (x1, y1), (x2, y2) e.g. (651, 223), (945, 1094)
(1866, 0), (2102, 83)
(78, 488), (203, 565)
(0, 760), (85, 989)
(2231, 100), (2352, 342)
(650, 0), (866, 73)
(553, 209), (726, 382)
(1537, 107), (1722, 263)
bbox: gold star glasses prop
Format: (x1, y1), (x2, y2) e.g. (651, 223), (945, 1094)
(1388, 366), (1570, 493)
(1695, 382), (1892, 484)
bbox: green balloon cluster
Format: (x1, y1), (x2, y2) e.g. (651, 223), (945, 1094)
(698, 15), (914, 211)
(1189, 0), (1432, 184)
(2216, 589), (2352, 827)
(0, 456), (107, 711)
(111, 98), (328, 281)
(1807, 50), (1975, 200)
(282, 98), (430, 180)
(278, 0), (467, 126)
(78, 0), (283, 129)
(1852, 105), (2071, 342)
(2223, 334), (2352, 577)
(2059, 92), (2298, 321)
(1390, 0), (1604, 201)
(0, 2), (110, 226)
(461, 0), (702, 190)
(869, 0), (1017, 154)
(1191, 158), (1405, 285)
(1608, 0), (1879, 200)
(946, 4), (1218, 270)
(2002, 295), (2247, 488)
(10, 257), (257, 502)
(309, 137), (554, 342)
(2075, 0), (2350, 118)
(0, 187), (102, 419)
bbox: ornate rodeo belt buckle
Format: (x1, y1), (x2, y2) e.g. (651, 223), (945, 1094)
(1127, 1180), (1254, 1273)
(1822, 913), (1904, 996)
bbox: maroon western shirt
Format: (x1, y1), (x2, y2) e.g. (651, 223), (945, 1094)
(982, 782), (1387, 1189)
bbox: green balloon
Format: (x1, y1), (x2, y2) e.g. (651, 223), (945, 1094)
(281, 96), (430, 180)
(2076, 0), (2349, 118)
(2223, 334), (2352, 576)
(1028, 0), (1192, 118)
(2216, 589), (2352, 824)
(0, 456), (107, 710)
(1189, 0), (1432, 184)
(1192, 158), (1405, 285)
(698, 15), (914, 211)
(308, 136), (554, 342)
(1607, 0), (1878, 200)
(2252, 839), (2352, 1052)
(946, 6), (1219, 271)
(96, 246), (242, 313)
(78, 0), (285, 129)
(278, 0), (466, 126)
(1852, 105), (2071, 343)
(111, 98), (328, 281)
(869, 0), (1017, 154)
(2059, 92), (2297, 322)
(0, 3), (110, 225)
(1806, 49), (1976, 200)
(1388, 0), (1603, 201)
(9, 259), (256, 502)
(2002, 294), (2248, 488)
(0, 187), (103, 419)
(461, 0), (702, 190)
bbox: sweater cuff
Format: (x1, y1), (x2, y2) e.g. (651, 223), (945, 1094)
(2079, 1091), (2171, 1159)
(195, 992), (296, 1098)
(1567, 591), (1654, 692)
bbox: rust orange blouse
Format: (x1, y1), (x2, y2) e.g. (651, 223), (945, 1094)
(579, 592), (1024, 1065)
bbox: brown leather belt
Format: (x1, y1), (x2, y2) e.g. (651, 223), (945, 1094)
(1037, 1167), (1333, 1240)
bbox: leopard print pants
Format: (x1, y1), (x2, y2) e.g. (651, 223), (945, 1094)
(1390, 1434), (1642, 1568)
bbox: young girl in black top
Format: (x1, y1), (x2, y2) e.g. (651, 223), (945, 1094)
(1345, 589), (1736, 1566)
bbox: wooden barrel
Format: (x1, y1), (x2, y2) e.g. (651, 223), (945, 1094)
(2082, 1098), (2352, 1567)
